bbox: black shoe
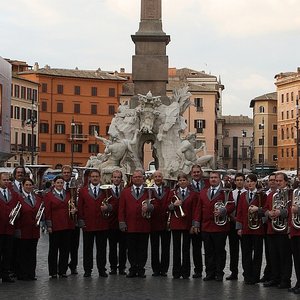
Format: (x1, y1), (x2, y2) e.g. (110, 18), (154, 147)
(160, 272), (167, 277)
(294, 288), (300, 294)
(83, 272), (91, 278)
(288, 287), (299, 293)
(245, 280), (256, 285)
(126, 272), (137, 278)
(99, 271), (108, 278)
(192, 273), (202, 278)
(109, 269), (117, 275)
(137, 272), (146, 278)
(226, 274), (238, 280)
(2, 277), (15, 283)
(263, 280), (279, 287)
(182, 275), (190, 279)
(215, 275), (223, 282)
(152, 272), (160, 277)
(119, 270), (127, 275)
(50, 275), (57, 279)
(203, 275), (215, 281)
(173, 275), (180, 279)
(70, 268), (78, 275)
(59, 274), (67, 278)
(277, 283), (291, 289)
(259, 276), (269, 283)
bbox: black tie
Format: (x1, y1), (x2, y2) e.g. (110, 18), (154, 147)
(60, 193), (64, 199)
(28, 195), (33, 206)
(158, 187), (161, 197)
(94, 187), (97, 198)
(235, 190), (241, 216)
(196, 182), (200, 192)
(3, 189), (7, 201)
(19, 183), (22, 193)
(115, 186), (119, 197)
(66, 182), (69, 190)
(136, 187), (140, 197)
(249, 192), (253, 201)
(181, 189), (185, 199)
(211, 188), (215, 198)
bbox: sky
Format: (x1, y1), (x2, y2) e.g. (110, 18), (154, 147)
(1, 0), (300, 117)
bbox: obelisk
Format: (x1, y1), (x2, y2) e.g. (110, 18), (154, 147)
(131, 0), (170, 105)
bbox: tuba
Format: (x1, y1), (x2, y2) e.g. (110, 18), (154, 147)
(35, 202), (45, 226)
(9, 201), (22, 225)
(100, 184), (113, 218)
(248, 190), (263, 230)
(214, 185), (233, 226)
(291, 188), (300, 229)
(271, 188), (290, 232)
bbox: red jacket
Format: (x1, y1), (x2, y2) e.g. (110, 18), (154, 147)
(105, 187), (122, 230)
(16, 193), (42, 239)
(77, 185), (109, 232)
(44, 190), (75, 232)
(118, 186), (153, 233)
(236, 191), (266, 235)
(167, 188), (199, 231)
(0, 189), (20, 235)
(197, 187), (235, 233)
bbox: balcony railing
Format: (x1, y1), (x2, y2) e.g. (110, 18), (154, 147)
(67, 134), (89, 142)
(11, 144), (39, 153)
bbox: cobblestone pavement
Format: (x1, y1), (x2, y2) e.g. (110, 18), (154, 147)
(1, 232), (298, 300)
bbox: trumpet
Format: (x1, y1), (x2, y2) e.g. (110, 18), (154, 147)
(214, 187), (233, 226)
(271, 188), (290, 232)
(100, 184), (113, 218)
(9, 201), (22, 225)
(291, 188), (300, 229)
(248, 190), (263, 230)
(35, 202), (45, 226)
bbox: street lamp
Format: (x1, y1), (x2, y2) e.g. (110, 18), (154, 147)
(26, 99), (37, 165)
(296, 96), (299, 177)
(71, 117), (75, 170)
(260, 118), (265, 176)
(241, 129), (246, 174)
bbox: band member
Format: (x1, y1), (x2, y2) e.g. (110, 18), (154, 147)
(226, 172), (246, 280)
(236, 174), (266, 284)
(77, 169), (109, 277)
(167, 172), (199, 279)
(197, 171), (235, 281)
(107, 170), (127, 275)
(15, 178), (43, 281)
(263, 172), (292, 289)
(189, 165), (208, 279)
(119, 169), (153, 278)
(260, 173), (277, 283)
(150, 170), (171, 277)
(289, 186), (300, 294)
(44, 176), (75, 278)
(62, 165), (80, 275)
(0, 172), (19, 283)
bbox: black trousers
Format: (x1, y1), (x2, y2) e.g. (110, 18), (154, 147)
(17, 239), (38, 279)
(126, 232), (149, 275)
(0, 234), (13, 278)
(191, 233), (203, 274)
(83, 230), (108, 273)
(150, 230), (171, 274)
(202, 231), (227, 278)
(48, 230), (71, 276)
(68, 227), (80, 270)
(291, 236), (300, 288)
(240, 234), (263, 282)
(172, 230), (191, 278)
(108, 229), (127, 271)
(267, 234), (292, 284)
(227, 222), (240, 275)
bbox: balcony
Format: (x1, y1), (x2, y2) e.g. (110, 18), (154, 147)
(67, 134), (89, 142)
(238, 155), (250, 160)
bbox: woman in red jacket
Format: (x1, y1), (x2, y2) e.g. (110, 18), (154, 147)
(16, 178), (43, 281)
(44, 176), (75, 278)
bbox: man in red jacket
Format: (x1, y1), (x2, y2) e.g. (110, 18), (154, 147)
(198, 171), (235, 281)
(119, 169), (154, 278)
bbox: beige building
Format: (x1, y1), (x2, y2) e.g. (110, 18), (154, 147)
(275, 68), (300, 171)
(250, 92), (278, 175)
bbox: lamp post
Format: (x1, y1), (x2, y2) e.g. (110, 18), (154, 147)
(241, 129), (246, 174)
(71, 117), (75, 170)
(296, 96), (299, 177)
(260, 118), (265, 176)
(26, 99), (37, 165)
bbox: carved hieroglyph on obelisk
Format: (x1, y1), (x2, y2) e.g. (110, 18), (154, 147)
(131, 0), (170, 105)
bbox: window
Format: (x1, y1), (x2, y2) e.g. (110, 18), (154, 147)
(281, 111), (284, 120)
(41, 142), (47, 152)
(21, 108), (26, 122)
(194, 98), (203, 111)
(27, 88), (32, 100)
(57, 84), (64, 94)
(292, 129), (294, 139)
(74, 86), (80, 95)
(106, 125), (110, 135)
(259, 138), (264, 146)
(42, 83), (47, 93)
(91, 87), (97, 96)
(21, 133), (26, 146)
(259, 106), (265, 113)
(287, 111), (289, 119)
(74, 103), (80, 114)
(57, 102), (63, 112)
(224, 146), (230, 158)
(91, 104), (97, 115)
(54, 124), (65, 134)
(21, 86), (26, 99)
(286, 93), (289, 102)
(72, 144), (82, 153)
(281, 94), (284, 103)
(273, 136), (277, 146)
(273, 155), (278, 161)
(89, 144), (99, 153)
(40, 123), (49, 133)
(41, 101), (47, 112)
(194, 119), (206, 133)
(241, 147), (248, 159)
(14, 85), (20, 98)
(287, 149), (289, 158)
(258, 154), (264, 163)
(281, 148), (284, 158)
(11, 105), (13, 118)
(292, 110), (294, 118)
(73, 124), (83, 135)
(292, 148), (294, 157)
(224, 130), (229, 137)
(54, 143), (65, 152)
(32, 89), (37, 101)
(109, 88), (115, 97)
(108, 105), (115, 115)
(291, 92), (294, 102)
(273, 106), (277, 114)
(14, 106), (20, 119)
(273, 124), (277, 130)
(89, 124), (99, 135)
(281, 128), (284, 140)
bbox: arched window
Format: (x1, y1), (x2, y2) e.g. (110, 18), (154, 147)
(273, 106), (277, 113)
(286, 127), (289, 139)
(281, 128), (284, 140)
(259, 106), (265, 113)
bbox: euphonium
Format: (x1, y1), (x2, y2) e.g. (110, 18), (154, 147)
(214, 186), (233, 226)
(142, 184), (155, 219)
(35, 202), (45, 226)
(291, 188), (300, 229)
(271, 188), (290, 232)
(248, 190), (262, 230)
(9, 201), (22, 225)
(100, 184), (113, 218)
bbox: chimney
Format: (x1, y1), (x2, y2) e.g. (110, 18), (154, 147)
(120, 68), (125, 73)
(34, 62), (39, 71)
